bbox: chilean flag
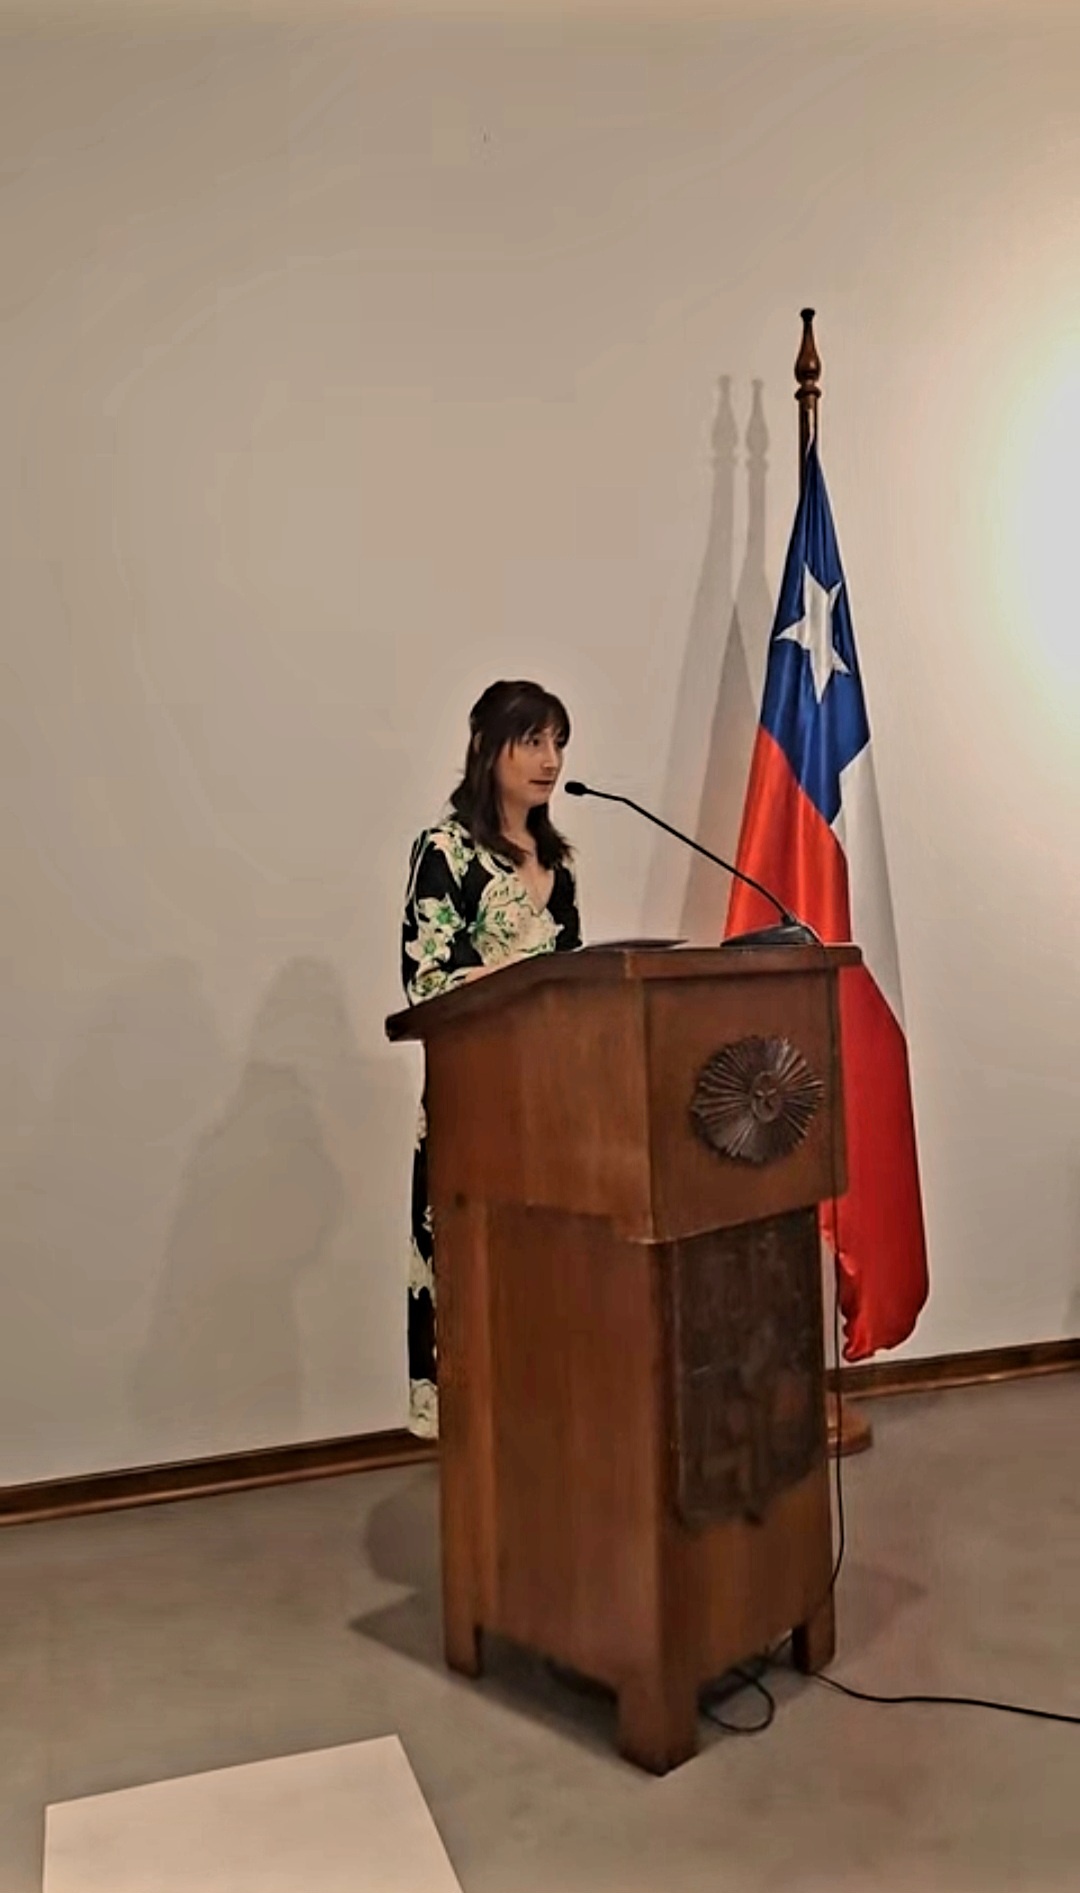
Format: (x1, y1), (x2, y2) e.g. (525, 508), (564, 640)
(725, 442), (928, 1359)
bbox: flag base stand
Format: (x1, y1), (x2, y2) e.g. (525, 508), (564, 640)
(827, 1391), (873, 1457)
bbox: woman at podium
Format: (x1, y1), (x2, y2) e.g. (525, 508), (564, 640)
(400, 680), (582, 1438)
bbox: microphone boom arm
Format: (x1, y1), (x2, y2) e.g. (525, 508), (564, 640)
(564, 780), (820, 947)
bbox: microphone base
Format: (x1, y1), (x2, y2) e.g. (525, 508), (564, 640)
(721, 920), (821, 949)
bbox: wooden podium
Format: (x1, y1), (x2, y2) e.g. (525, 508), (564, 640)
(386, 943), (859, 1772)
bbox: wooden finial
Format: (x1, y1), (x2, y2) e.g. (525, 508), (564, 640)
(795, 307), (821, 490)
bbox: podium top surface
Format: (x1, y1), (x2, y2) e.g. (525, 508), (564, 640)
(385, 941), (861, 1044)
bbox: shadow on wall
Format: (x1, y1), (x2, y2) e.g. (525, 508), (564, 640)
(682, 379), (775, 940)
(645, 376), (775, 941)
(132, 959), (351, 1461)
(0, 959), (227, 1486)
(240, 956), (416, 1444)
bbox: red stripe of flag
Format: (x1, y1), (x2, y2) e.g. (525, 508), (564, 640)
(727, 655), (927, 1361)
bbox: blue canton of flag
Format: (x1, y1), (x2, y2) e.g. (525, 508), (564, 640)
(761, 443), (871, 827)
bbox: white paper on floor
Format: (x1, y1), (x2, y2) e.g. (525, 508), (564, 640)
(43, 1735), (463, 1893)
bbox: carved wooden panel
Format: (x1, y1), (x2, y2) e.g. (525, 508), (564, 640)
(666, 1210), (826, 1528)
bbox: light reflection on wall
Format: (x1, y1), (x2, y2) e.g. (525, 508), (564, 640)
(993, 345), (1080, 723)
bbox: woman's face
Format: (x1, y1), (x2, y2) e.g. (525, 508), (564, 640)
(493, 723), (565, 814)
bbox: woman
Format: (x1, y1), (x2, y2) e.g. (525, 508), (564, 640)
(401, 679), (581, 1438)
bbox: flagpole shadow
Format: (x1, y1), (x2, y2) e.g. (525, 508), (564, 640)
(673, 379), (775, 941)
(642, 376), (738, 933)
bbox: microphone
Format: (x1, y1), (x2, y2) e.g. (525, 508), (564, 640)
(562, 780), (819, 948)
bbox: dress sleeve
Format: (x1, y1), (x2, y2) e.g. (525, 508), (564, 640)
(402, 831), (484, 1004)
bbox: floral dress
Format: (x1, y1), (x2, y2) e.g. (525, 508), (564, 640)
(401, 816), (581, 1438)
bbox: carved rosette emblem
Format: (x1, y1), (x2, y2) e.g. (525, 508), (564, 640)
(691, 1035), (823, 1165)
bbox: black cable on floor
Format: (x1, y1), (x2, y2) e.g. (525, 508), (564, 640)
(705, 1641), (1080, 1736)
(702, 1667), (777, 1736)
(814, 1040), (1079, 1731)
(805, 1670), (1080, 1727)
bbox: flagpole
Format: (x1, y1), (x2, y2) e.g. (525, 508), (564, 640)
(796, 308), (875, 1461)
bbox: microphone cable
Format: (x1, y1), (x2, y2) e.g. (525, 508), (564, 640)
(569, 777), (1078, 1735)
(704, 939), (1080, 1736)
(703, 932), (845, 1737)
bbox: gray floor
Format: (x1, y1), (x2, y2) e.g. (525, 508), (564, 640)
(2, 1375), (1078, 1893)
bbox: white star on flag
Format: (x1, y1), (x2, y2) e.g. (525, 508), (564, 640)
(778, 565), (849, 703)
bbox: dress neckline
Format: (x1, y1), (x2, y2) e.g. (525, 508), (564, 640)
(443, 816), (561, 916)
(514, 860), (557, 919)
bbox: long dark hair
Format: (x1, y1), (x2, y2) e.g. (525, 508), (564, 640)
(449, 679), (572, 869)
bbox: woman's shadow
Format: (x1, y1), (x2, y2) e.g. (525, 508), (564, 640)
(132, 959), (349, 1461)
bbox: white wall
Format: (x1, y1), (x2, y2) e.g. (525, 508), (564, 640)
(2, 3), (1078, 1483)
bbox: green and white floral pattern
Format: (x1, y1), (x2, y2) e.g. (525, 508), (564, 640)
(472, 870), (560, 966)
(428, 823), (473, 885)
(404, 893), (471, 1003)
(403, 820), (573, 1002)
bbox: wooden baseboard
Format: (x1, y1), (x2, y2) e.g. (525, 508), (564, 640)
(2, 1340), (1075, 1529)
(0, 1428), (436, 1529)
(833, 1337), (1080, 1401)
